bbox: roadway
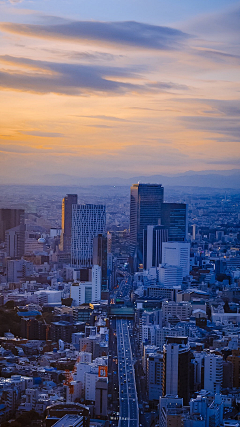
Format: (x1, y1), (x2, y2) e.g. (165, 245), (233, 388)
(116, 318), (139, 427)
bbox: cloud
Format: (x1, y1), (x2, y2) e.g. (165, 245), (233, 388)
(0, 55), (141, 95)
(0, 142), (76, 154)
(85, 125), (113, 129)
(202, 6), (240, 35)
(193, 48), (240, 66)
(184, 3), (240, 49)
(173, 98), (240, 143)
(181, 116), (240, 142)
(0, 55), (189, 96)
(0, 144), (51, 154)
(0, 19), (190, 50)
(69, 51), (125, 62)
(34, 48), (124, 62)
(145, 81), (189, 91)
(211, 100), (240, 118)
(206, 158), (240, 166)
(75, 115), (130, 122)
(127, 107), (159, 111)
(121, 143), (189, 166)
(20, 130), (64, 137)
(0, 0), (23, 3)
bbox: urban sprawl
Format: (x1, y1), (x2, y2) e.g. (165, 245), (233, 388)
(0, 183), (239, 427)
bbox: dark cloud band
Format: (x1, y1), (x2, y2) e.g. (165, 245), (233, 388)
(0, 55), (189, 95)
(0, 20), (189, 50)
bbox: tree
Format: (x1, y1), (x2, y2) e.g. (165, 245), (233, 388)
(62, 297), (73, 307)
(224, 301), (231, 313)
(4, 300), (15, 309)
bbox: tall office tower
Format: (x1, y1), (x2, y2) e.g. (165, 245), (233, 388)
(159, 396), (183, 427)
(130, 183), (164, 270)
(0, 209), (24, 242)
(147, 353), (163, 401)
(227, 349), (240, 388)
(162, 241), (190, 277)
(204, 354), (223, 393)
(71, 204), (106, 268)
(161, 203), (187, 242)
(93, 234), (108, 291)
(162, 338), (191, 405)
(192, 224), (197, 240)
(59, 194), (78, 253)
(6, 225), (25, 258)
(107, 231), (112, 253)
(143, 225), (168, 270)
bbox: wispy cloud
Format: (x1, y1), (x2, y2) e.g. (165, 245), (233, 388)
(206, 158), (240, 166)
(181, 115), (240, 142)
(0, 19), (190, 50)
(0, 55), (190, 95)
(0, 55), (140, 95)
(20, 130), (64, 137)
(84, 124), (113, 129)
(186, 4), (240, 40)
(75, 115), (130, 122)
(192, 48), (240, 67)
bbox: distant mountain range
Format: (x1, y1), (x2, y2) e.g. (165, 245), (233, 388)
(1, 169), (240, 189)
(31, 169), (240, 189)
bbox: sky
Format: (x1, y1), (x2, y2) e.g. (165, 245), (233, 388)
(0, 0), (240, 184)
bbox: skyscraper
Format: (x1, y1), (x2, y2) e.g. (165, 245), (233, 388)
(6, 225), (25, 258)
(162, 241), (190, 277)
(204, 353), (223, 393)
(130, 183), (164, 270)
(161, 203), (188, 242)
(162, 337), (191, 405)
(0, 209), (24, 242)
(93, 234), (108, 291)
(60, 194), (78, 253)
(143, 225), (168, 270)
(71, 204), (106, 268)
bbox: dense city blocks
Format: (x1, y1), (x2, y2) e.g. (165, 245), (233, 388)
(0, 184), (239, 427)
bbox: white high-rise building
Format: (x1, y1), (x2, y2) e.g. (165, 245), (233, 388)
(163, 341), (190, 405)
(85, 370), (98, 401)
(71, 265), (102, 305)
(158, 264), (183, 287)
(162, 241), (190, 277)
(204, 353), (223, 393)
(71, 204), (106, 268)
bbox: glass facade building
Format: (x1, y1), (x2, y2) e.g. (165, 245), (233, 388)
(161, 203), (188, 242)
(71, 204), (106, 268)
(60, 194), (78, 253)
(130, 183), (164, 270)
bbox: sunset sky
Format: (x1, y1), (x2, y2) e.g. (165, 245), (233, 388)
(0, 0), (240, 184)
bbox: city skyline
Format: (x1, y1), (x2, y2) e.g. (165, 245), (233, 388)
(0, 181), (239, 425)
(0, 0), (240, 185)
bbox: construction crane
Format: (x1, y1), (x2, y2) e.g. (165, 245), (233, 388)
(42, 318), (50, 341)
(26, 319), (31, 340)
(63, 369), (74, 395)
(81, 343), (87, 352)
